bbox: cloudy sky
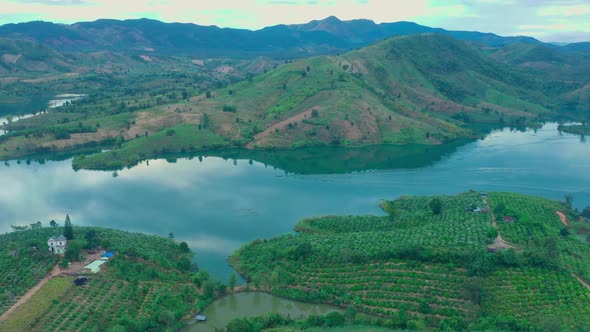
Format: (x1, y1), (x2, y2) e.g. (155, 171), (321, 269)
(0, 0), (588, 42)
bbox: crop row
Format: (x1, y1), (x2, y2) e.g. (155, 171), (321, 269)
(484, 268), (590, 330)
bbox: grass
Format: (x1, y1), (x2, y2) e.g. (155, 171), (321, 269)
(0, 277), (74, 332)
(2, 34), (579, 169)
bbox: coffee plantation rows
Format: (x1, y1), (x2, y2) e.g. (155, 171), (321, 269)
(484, 268), (590, 331)
(25, 276), (197, 332)
(232, 192), (590, 330)
(486, 192), (567, 244)
(0, 228), (60, 316)
(0, 225), (213, 331)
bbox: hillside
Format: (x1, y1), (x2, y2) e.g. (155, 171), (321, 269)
(1, 34), (583, 169)
(230, 192), (590, 331)
(0, 225), (220, 331)
(0, 17), (584, 59)
(0, 38), (79, 76)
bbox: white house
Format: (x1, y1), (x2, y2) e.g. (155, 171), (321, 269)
(48, 235), (67, 254)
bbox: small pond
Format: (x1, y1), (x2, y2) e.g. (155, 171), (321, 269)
(188, 292), (344, 331)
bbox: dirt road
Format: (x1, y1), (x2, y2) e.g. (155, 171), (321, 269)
(0, 264), (60, 322)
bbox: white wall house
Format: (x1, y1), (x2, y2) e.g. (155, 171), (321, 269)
(48, 235), (67, 254)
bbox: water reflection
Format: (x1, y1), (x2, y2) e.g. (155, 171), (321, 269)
(0, 123), (589, 280)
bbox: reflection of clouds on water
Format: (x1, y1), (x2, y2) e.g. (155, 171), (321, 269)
(184, 235), (243, 255)
(1, 122), (589, 278)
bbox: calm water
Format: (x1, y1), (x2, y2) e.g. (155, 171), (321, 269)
(189, 292), (344, 331)
(0, 123), (589, 280)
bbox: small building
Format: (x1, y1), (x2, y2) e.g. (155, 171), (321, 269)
(502, 216), (516, 223)
(195, 315), (207, 321)
(102, 251), (115, 259)
(48, 235), (67, 254)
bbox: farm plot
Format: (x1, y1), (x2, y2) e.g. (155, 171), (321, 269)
(271, 259), (475, 325)
(484, 267), (590, 331)
(0, 228), (59, 316)
(27, 276), (198, 332)
(486, 192), (567, 244)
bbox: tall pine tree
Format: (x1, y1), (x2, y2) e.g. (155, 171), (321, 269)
(64, 214), (74, 240)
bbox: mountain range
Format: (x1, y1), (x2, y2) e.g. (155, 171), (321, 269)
(0, 16), (588, 58)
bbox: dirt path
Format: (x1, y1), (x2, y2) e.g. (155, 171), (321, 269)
(573, 274), (590, 290)
(556, 211), (568, 227)
(0, 265), (60, 322)
(483, 197), (517, 250)
(246, 107), (318, 148)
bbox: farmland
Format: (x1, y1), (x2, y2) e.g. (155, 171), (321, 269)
(230, 192), (590, 331)
(0, 225), (219, 332)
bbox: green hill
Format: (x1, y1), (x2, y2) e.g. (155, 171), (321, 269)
(230, 192), (590, 331)
(0, 38), (80, 76)
(1, 34), (586, 169)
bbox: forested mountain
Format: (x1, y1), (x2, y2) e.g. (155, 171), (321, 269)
(0, 16), (585, 58)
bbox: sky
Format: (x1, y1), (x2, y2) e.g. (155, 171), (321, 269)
(0, 0), (588, 43)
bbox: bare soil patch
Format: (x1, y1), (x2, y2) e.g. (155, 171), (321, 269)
(556, 211), (568, 227)
(247, 107), (318, 148)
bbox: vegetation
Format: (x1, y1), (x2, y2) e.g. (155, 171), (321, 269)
(230, 192), (590, 331)
(558, 123), (590, 136)
(0, 225), (220, 331)
(2, 34), (586, 169)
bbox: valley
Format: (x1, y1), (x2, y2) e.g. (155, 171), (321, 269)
(1, 11), (589, 332)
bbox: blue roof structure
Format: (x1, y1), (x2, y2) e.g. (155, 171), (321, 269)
(102, 251), (115, 258)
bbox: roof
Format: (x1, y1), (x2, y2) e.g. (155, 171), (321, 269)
(503, 216), (516, 221)
(102, 251), (115, 258)
(196, 315), (207, 321)
(49, 235), (67, 242)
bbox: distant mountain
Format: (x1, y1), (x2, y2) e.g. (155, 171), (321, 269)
(0, 37), (79, 75)
(0, 17), (584, 58)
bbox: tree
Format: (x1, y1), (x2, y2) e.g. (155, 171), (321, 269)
(179, 241), (190, 253)
(586, 233), (590, 243)
(168, 232), (174, 239)
(560, 227), (570, 236)
(65, 240), (85, 262)
(205, 91), (212, 98)
(50, 220), (57, 227)
(564, 194), (574, 209)
(429, 198), (443, 215)
(157, 310), (175, 327)
(229, 272), (237, 291)
(311, 109), (319, 118)
(462, 277), (484, 304)
(582, 206), (590, 219)
(63, 214), (74, 240)
(84, 230), (101, 249)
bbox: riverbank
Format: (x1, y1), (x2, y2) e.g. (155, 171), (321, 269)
(229, 192), (590, 331)
(558, 123), (590, 135)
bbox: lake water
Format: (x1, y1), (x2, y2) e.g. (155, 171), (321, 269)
(188, 292), (344, 331)
(0, 94), (86, 135)
(0, 123), (589, 281)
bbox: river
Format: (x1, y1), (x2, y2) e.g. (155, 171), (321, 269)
(0, 123), (589, 280)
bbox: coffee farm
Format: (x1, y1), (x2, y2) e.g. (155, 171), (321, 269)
(231, 192), (590, 330)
